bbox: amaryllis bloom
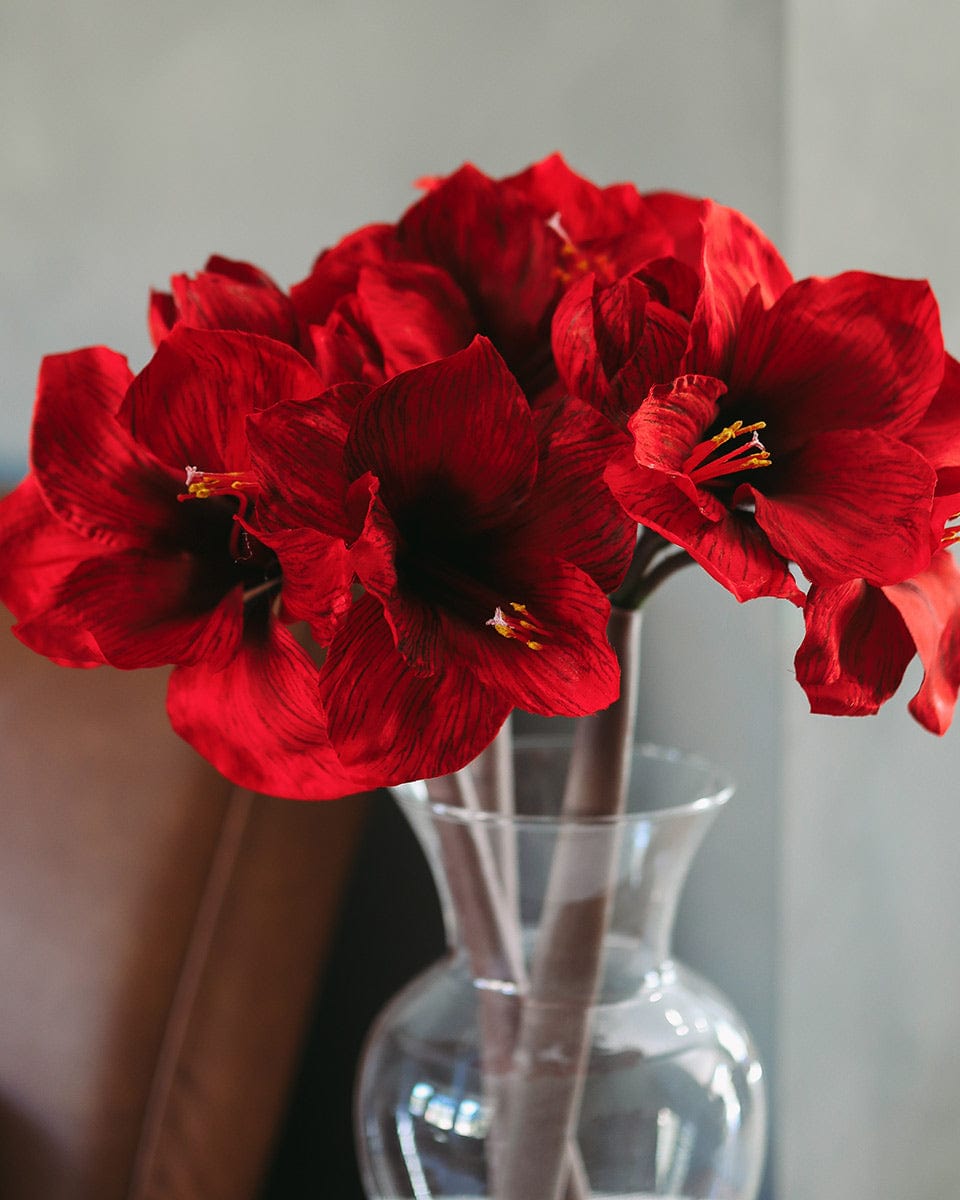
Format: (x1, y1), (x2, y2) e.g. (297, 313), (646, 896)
(149, 255), (312, 358)
(606, 272), (945, 602)
(247, 336), (634, 782)
(0, 327), (371, 800)
(796, 550), (960, 734)
(291, 155), (706, 398)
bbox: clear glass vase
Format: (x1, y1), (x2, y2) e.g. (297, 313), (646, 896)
(355, 739), (766, 1199)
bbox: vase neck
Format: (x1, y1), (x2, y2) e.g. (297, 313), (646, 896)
(394, 751), (725, 1003)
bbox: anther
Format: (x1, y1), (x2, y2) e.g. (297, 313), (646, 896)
(486, 601), (548, 650)
(683, 421), (772, 486)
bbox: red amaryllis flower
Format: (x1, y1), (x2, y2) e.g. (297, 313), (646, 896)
(0, 328), (371, 799)
(796, 550), (960, 734)
(291, 155), (705, 398)
(247, 336), (634, 782)
(606, 272), (944, 602)
(149, 255), (312, 357)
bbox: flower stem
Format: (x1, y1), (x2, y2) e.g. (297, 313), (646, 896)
(611, 541), (694, 609)
(470, 713), (519, 922)
(492, 605), (643, 1200)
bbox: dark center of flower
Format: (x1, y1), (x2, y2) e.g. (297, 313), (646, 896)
(683, 420), (772, 489)
(393, 486), (548, 652)
(177, 466), (280, 606)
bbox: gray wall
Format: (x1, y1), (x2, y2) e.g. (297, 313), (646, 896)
(3, 3), (959, 1197)
(779, 3), (960, 1196)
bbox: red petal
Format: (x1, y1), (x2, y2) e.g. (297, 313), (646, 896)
(638, 192), (707, 269)
(552, 274), (688, 424)
(344, 337), (537, 527)
(252, 525), (355, 644)
(202, 255), (280, 288)
(167, 619), (377, 799)
(398, 164), (560, 378)
(309, 305), (386, 388)
(625, 373), (729, 516)
(606, 445), (802, 603)
(0, 474), (102, 618)
(795, 580), (914, 716)
(21, 549), (244, 669)
(906, 354), (960, 469)
(320, 593), (510, 781)
(884, 550), (960, 733)
(31, 346), (179, 547)
(750, 430), (936, 586)
(636, 256), (703, 321)
(290, 223), (402, 324)
(502, 153), (646, 240)
(12, 612), (106, 668)
(355, 262), (475, 376)
(165, 264), (304, 349)
(684, 200), (793, 376)
(611, 302), (691, 420)
(520, 396), (635, 593)
(148, 290), (177, 346)
(728, 272), (944, 446)
(551, 274), (615, 412)
(120, 327), (324, 472)
(439, 556), (621, 717)
(247, 385), (362, 536)
(343, 475), (400, 602)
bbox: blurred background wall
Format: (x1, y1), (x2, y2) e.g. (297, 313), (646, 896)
(780, 3), (960, 1197)
(2, 2), (959, 1197)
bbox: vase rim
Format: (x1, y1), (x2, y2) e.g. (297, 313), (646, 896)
(391, 739), (734, 827)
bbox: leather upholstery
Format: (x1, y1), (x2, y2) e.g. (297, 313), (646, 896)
(0, 607), (369, 1199)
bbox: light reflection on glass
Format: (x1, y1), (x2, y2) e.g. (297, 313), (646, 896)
(407, 1083), (490, 1140)
(710, 1062), (742, 1130)
(424, 1093), (457, 1132)
(714, 1017), (749, 1063)
(396, 1109), (432, 1200)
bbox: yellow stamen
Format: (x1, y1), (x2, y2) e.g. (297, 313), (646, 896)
(683, 420), (772, 485)
(179, 466), (259, 502)
(486, 602), (547, 651)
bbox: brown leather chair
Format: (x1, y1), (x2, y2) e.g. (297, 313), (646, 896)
(0, 606), (370, 1199)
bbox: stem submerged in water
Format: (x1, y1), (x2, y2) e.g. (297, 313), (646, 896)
(491, 605), (643, 1200)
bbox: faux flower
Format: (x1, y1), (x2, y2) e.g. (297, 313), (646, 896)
(606, 272), (944, 602)
(796, 551), (960, 734)
(291, 155), (705, 399)
(5, 151), (960, 804)
(247, 336), (634, 781)
(0, 327), (370, 799)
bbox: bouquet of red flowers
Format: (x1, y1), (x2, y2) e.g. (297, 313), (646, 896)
(3, 154), (958, 801)
(2, 154), (958, 1199)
